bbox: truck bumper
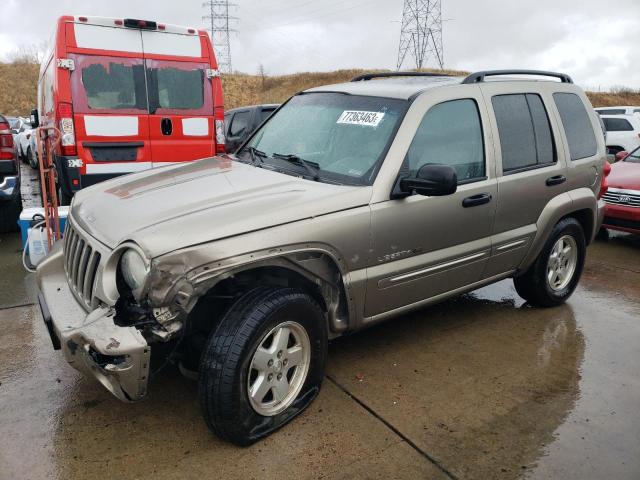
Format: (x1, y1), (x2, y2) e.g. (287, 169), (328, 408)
(36, 242), (150, 401)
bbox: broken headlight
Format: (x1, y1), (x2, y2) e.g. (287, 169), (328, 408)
(120, 249), (149, 294)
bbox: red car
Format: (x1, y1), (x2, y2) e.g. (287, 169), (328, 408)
(602, 147), (640, 234)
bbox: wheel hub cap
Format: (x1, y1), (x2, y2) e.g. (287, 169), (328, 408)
(247, 321), (311, 416)
(546, 235), (578, 291)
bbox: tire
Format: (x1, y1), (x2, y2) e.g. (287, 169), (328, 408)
(514, 217), (586, 307)
(198, 286), (327, 446)
(27, 147), (38, 170)
(57, 183), (72, 206)
(0, 193), (21, 233)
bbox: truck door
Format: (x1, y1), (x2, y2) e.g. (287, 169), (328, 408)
(142, 31), (215, 164)
(69, 52), (153, 185)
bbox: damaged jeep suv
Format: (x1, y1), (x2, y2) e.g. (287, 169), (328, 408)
(37, 70), (607, 445)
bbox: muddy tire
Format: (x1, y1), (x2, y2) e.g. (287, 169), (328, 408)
(0, 193), (21, 233)
(198, 286), (327, 446)
(27, 147), (38, 170)
(514, 217), (585, 307)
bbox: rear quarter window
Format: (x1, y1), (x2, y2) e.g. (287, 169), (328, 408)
(603, 118), (634, 132)
(553, 92), (598, 160)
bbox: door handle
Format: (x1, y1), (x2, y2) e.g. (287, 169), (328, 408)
(546, 175), (566, 186)
(462, 193), (492, 208)
(161, 118), (173, 136)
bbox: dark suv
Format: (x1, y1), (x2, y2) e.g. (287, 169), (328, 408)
(0, 114), (21, 232)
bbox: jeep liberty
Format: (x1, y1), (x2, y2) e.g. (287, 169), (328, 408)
(37, 70), (607, 445)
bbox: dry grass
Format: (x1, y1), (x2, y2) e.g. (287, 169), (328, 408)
(0, 61), (39, 116)
(1, 62), (639, 115)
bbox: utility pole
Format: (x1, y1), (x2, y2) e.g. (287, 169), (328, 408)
(396, 0), (444, 71)
(203, 0), (237, 73)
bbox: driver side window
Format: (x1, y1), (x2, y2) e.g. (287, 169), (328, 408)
(407, 99), (485, 183)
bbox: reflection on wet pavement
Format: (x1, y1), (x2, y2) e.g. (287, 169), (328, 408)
(0, 227), (638, 479)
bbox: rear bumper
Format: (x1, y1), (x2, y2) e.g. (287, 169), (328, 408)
(603, 202), (640, 234)
(36, 242), (150, 401)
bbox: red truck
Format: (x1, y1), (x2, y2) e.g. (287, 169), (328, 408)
(33, 15), (226, 204)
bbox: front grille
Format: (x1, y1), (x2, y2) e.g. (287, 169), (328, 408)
(63, 222), (101, 309)
(603, 189), (640, 208)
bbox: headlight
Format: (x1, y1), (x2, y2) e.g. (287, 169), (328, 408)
(120, 249), (149, 292)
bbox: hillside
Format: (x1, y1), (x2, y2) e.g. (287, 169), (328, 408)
(1, 62), (639, 115)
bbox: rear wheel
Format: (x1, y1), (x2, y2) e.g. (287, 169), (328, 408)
(198, 286), (327, 446)
(514, 217), (585, 307)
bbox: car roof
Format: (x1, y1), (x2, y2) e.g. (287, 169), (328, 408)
(304, 76), (465, 100)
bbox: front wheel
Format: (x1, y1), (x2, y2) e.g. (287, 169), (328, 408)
(514, 217), (586, 307)
(198, 286), (327, 446)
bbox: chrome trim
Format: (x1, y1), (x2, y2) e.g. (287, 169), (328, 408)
(63, 219), (102, 310)
(381, 251), (488, 287)
(496, 239), (527, 252)
(607, 187), (640, 196)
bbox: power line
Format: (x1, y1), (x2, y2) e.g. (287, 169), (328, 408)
(203, 0), (237, 73)
(397, 0), (444, 70)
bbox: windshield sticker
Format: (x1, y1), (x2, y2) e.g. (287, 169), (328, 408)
(337, 111), (385, 127)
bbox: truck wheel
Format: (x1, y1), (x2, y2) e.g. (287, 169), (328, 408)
(0, 193), (21, 233)
(514, 217), (585, 307)
(198, 286), (327, 446)
(57, 184), (72, 206)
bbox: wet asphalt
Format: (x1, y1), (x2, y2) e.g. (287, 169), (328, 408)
(0, 165), (639, 479)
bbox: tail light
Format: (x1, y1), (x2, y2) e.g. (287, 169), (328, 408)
(214, 106), (226, 154)
(599, 161), (611, 199)
(57, 102), (77, 156)
(0, 120), (15, 160)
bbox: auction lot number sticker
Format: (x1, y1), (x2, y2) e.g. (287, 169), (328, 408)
(337, 111), (385, 127)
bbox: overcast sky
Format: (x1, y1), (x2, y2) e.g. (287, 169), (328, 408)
(1, 0), (638, 90)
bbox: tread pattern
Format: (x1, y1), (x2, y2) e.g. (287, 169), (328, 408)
(198, 286), (326, 445)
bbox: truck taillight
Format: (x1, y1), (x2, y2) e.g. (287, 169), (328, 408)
(215, 120), (226, 154)
(0, 121), (15, 160)
(599, 161), (611, 199)
(58, 102), (77, 156)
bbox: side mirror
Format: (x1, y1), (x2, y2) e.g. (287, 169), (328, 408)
(615, 151), (628, 162)
(400, 164), (457, 197)
(30, 109), (39, 128)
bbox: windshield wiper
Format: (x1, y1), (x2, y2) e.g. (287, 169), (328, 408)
(273, 153), (320, 181)
(239, 146), (267, 166)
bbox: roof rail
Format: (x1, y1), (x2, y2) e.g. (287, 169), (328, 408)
(351, 72), (453, 82)
(461, 70), (573, 84)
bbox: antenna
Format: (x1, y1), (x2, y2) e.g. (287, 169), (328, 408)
(203, 0), (238, 73)
(396, 0), (444, 70)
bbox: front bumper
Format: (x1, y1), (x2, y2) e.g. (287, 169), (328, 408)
(603, 201), (640, 234)
(36, 242), (150, 401)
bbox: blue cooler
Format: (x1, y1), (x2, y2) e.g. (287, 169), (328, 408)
(18, 207), (69, 248)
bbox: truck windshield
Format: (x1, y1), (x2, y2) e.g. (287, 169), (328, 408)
(245, 92), (408, 185)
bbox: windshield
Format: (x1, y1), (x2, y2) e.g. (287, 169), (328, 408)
(244, 92), (408, 185)
(625, 147), (640, 163)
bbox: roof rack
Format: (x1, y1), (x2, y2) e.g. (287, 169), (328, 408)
(351, 72), (453, 82)
(461, 70), (573, 84)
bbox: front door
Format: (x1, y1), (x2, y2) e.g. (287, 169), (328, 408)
(365, 89), (498, 318)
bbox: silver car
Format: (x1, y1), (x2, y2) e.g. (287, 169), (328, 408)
(37, 70), (607, 445)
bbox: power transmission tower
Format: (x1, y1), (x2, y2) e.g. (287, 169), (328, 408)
(203, 0), (237, 73)
(396, 0), (444, 71)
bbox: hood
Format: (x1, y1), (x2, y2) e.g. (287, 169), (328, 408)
(608, 160), (640, 190)
(72, 156), (371, 256)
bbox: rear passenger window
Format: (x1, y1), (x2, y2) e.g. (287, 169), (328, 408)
(229, 111), (251, 137)
(406, 99), (485, 183)
(492, 94), (556, 173)
(603, 118), (634, 132)
(553, 93), (597, 160)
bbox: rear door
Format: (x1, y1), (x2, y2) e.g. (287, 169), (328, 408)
(68, 39), (152, 181)
(142, 31), (214, 164)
